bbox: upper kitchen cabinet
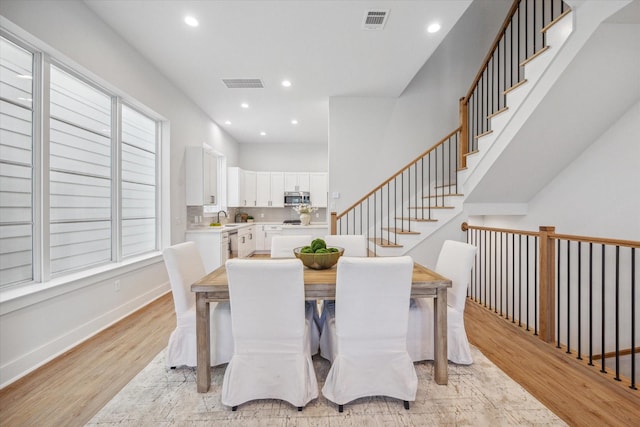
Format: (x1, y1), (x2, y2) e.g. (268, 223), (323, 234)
(228, 167), (257, 207)
(284, 172), (310, 192)
(186, 147), (218, 206)
(256, 171), (285, 207)
(309, 172), (328, 208)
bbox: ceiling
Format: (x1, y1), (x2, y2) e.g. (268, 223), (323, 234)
(83, 0), (471, 145)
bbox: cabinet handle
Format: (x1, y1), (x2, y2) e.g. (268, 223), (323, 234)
(210, 195), (215, 204)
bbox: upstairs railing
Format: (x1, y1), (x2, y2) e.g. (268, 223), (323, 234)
(463, 222), (639, 391)
(460, 0), (570, 166)
(331, 0), (571, 249)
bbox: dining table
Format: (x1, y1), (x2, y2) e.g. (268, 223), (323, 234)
(191, 259), (452, 393)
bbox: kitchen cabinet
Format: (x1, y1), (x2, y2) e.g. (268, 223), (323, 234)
(284, 172), (310, 192)
(237, 225), (256, 258)
(185, 147), (218, 206)
(185, 230), (229, 273)
(228, 167), (257, 207)
(256, 171), (285, 207)
(309, 172), (327, 208)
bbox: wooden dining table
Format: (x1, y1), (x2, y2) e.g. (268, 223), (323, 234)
(191, 260), (452, 393)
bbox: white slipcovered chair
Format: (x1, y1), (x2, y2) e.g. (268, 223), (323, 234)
(162, 241), (233, 368)
(270, 235), (313, 258)
(270, 234), (319, 355)
(221, 258), (319, 411)
(319, 234), (368, 357)
(406, 240), (477, 364)
(323, 234), (368, 257)
(321, 256), (417, 412)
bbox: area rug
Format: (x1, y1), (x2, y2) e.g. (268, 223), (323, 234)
(87, 346), (565, 426)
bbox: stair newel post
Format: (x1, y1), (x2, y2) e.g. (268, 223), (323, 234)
(330, 212), (337, 235)
(538, 226), (556, 343)
(459, 97), (468, 170)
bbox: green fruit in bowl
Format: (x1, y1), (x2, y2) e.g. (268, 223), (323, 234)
(209, 222), (221, 227)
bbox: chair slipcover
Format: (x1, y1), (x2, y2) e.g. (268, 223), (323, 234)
(323, 234), (368, 257)
(406, 240), (477, 364)
(270, 235), (313, 258)
(270, 234), (319, 355)
(319, 234), (368, 356)
(162, 242), (233, 367)
(221, 259), (318, 409)
(321, 256), (417, 407)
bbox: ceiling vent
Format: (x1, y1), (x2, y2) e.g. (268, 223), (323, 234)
(222, 78), (264, 89)
(362, 9), (389, 30)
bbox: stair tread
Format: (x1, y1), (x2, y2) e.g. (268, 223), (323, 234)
(504, 79), (528, 95)
(407, 205), (455, 210)
(422, 193), (463, 199)
(396, 217), (438, 222)
(475, 129), (493, 139)
(382, 227), (420, 235)
(369, 237), (403, 248)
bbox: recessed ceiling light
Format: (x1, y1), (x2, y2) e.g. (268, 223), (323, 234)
(281, 80), (292, 87)
(224, 120), (231, 125)
(291, 119), (298, 125)
(427, 23), (441, 33)
(260, 131), (267, 136)
(241, 103), (249, 109)
(184, 16), (199, 27)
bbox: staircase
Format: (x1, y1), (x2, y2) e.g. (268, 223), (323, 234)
(332, 0), (632, 256)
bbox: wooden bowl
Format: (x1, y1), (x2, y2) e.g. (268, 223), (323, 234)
(293, 247), (344, 270)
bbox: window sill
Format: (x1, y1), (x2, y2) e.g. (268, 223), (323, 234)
(0, 252), (164, 315)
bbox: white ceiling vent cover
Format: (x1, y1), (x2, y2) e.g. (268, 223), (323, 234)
(362, 9), (389, 30)
(222, 79), (264, 88)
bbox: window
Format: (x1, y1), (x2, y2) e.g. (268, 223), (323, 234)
(0, 33), (161, 288)
(0, 37), (34, 286)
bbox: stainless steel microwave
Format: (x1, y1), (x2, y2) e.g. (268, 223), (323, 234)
(284, 191), (310, 206)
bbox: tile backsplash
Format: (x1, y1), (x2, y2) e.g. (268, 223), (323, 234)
(187, 206), (327, 226)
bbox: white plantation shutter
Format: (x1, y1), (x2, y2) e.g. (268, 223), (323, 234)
(49, 65), (112, 275)
(0, 38), (33, 286)
(121, 105), (157, 257)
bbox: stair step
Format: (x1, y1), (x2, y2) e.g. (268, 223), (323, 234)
(521, 45), (550, 67)
(433, 183), (458, 189)
(504, 79), (528, 95)
(382, 227), (420, 235)
(475, 129), (493, 139)
(464, 149), (479, 158)
(422, 193), (463, 199)
(369, 237), (403, 248)
(407, 206), (455, 210)
(487, 106), (508, 119)
(395, 217), (438, 222)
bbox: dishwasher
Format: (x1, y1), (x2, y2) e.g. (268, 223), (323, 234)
(228, 230), (238, 259)
(264, 225), (283, 253)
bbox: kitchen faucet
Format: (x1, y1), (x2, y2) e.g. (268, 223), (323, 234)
(216, 210), (227, 224)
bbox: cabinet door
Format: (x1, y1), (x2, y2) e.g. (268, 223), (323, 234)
(284, 172), (310, 192)
(270, 172), (285, 207)
(204, 151), (217, 205)
(309, 172), (327, 208)
(244, 170), (257, 207)
(227, 167), (242, 207)
(256, 172), (271, 207)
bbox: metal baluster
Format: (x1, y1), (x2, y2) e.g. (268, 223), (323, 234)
(526, 235), (530, 331)
(534, 235), (538, 335)
(589, 242), (594, 366)
(631, 247), (637, 390)
(557, 239), (561, 348)
(615, 246), (620, 381)
(601, 244), (606, 373)
(577, 242), (582, 360)
(512, 233), (516, 323)
(519, 234), (523, 327)
(567, 240), (571, 354)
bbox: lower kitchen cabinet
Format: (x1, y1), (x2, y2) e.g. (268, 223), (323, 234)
(185, 230), (230, 274)
(236, 226), (256, 258)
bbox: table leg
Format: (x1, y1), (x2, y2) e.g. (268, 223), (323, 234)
(196, 293), (211, 393)
(434, 287), (448, 385)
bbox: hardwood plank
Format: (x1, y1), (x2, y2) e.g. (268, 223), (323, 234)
(0, 293), (175, 427)
(465, 301), (640, 426)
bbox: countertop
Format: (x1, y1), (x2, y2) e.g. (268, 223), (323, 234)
(186, 222), (328, 233)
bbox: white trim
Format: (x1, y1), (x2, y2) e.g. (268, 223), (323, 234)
(0, 252), (163, 315)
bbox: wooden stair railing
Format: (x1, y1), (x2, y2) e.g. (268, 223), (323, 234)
(463, 221), (639, 391)
(331, 0), (572, 255)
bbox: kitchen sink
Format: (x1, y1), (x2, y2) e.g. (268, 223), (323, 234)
(223, 224), (240, 228)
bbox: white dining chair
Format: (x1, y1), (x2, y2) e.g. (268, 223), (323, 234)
(270, 234), (319, 355)
(270, 235), (313, 258)
(162, 241), (233, 368)
(321, 256), (417, 412)
(221, 258), (319, 411)
(406, 240), (477, 364)
(323, 234), (369, 257)
(319, 234), (368, 357)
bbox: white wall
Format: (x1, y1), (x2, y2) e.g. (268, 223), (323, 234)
(238, 143), (327, 172)
(477, 100), (640, 241)
(0, 0), (239, 386)
(328, 0), (513, 213)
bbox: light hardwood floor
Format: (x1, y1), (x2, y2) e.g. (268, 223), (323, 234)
(1, 292), (639, 426)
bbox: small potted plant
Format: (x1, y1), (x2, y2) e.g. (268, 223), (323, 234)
(246, 215), (254, 223)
